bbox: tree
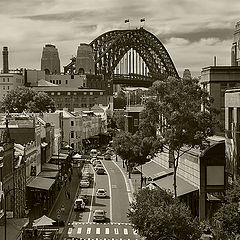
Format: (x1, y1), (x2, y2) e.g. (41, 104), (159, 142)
(211, 179), (240, 239)
(149, 76), (217, 197)
(128, 187), (202, 240)
(113, 90), (127, 109)
(3, 86), (55, 113)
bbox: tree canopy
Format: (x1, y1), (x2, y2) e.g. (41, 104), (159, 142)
(3, 86), (55, 113)
(212, 179), (240, 239)
(128, 187), (202, 240)
(148, 76), (218, 197)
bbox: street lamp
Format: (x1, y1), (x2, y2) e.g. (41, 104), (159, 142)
(4, 188), (24, 240)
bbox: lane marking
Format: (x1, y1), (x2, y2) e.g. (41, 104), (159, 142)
(67, 228), (72, 235)
(114, 228), (119, 235)
(124, 228), (128, 235)
(105, 228), (110, 234)
(77, 227), (82, 234)
(88, 164), (96, 223)
(112, 157), (133, 203)
(101, 161), (113, 221)
(86, 227), (91, 234)
(96, 227), (101, 234)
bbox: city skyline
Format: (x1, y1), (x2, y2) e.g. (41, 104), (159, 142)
(0, 0), (240, 77)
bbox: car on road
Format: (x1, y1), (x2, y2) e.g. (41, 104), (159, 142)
(93, 160), (102, 167)
(90, 157), (97, 165)
(74, 198), (85, 211)
(95, 167), (105, 175)
(96, 188), (107, 198)
(104, 153), (111, 160)
(78, 194), (89, 205)
(80, 179), (90, 188)
(90, 149), (98, 158)
(93, 209), (106, 222)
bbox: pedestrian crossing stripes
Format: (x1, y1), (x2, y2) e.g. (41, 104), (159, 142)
(67, 224), (139, 239)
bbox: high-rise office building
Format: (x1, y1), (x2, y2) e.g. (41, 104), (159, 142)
(231, 21), (240, 66)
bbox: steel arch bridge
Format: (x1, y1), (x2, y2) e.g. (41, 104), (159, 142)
(64, 28), (179, 87)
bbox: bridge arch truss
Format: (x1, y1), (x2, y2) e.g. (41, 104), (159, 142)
(90, 28), (179, 79)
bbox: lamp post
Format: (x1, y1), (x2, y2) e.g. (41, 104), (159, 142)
(4, 188), (24, 240)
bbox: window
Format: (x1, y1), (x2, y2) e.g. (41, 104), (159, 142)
(56, 80), (59, 84)
(59, 80), (61, 84)
(84, 92), (87, 95)
(71, 75), (74, 79)
(83, 83), (86, 87)
(50, 80), (52, 83)
(3, 78), (5, 82)
(65, 80), (68, 84)
(51, 92), (55, 95)
(90, 92), (93, 95)
(7, 78), (9, 82)
(3, 86), (5, 90)
(100, 92), (103, 95)
(71, 131), (74, 138)
(67, 92), (71, 95)
(134, 119), (139, 126)
(71, 121), (74, 127)
(57, 92), (61, 95)
(53, 80), (55, 84)
(7, 86), (9, 90)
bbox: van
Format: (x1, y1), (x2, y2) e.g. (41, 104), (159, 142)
(74, 198), (85, 211)
(90, 149), (97, 158)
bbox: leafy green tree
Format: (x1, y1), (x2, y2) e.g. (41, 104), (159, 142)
(149, 76), (217, 197)
(112, 110), (126, 130)
(211, 179), (240, 239)
(3, 86), (55, 113)
(128, 188), (202, 240)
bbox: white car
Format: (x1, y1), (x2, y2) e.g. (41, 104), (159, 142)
(80, 179), (90, 188)
(74, 198), (85, 211)
(96, 188), (107, 198)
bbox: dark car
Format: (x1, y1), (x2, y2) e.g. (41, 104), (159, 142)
(78, 194), (89, 205)
(93, 209), (106, 222)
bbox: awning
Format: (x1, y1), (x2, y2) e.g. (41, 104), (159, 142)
(153, 175), (198, 197)
(38, 171), (58, 179)
(42, 163), (59, 171)
(27, 177), (55, 190)
(136, 161), (167, 179)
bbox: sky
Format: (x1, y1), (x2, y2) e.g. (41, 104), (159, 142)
(0, 0), (240, 77)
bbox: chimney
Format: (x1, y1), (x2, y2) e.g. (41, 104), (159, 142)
(214, 56), (217, 66)
(2, 46), (9, 73)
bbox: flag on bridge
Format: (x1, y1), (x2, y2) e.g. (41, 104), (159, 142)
(140, 18), (145, 22)
(125, 19), (130, 23)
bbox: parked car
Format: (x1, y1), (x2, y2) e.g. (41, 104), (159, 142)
(74, 198), (85, 211)
(93, 209), (106, 222)
(93, 160), (102, 167)
(96, 188), (107, 198)
(90, 149), (98, 158)
(90, 158), (97, 164)
(104, 153), (111, 160)
(78, 194), (89, 205)
(80, 179), (90, 188)
(95, 167), (105, 175)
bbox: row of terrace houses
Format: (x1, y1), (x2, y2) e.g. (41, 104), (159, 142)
(0, 106), (108, 238)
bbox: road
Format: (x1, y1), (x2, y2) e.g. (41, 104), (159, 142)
(62, 156), (141, 240)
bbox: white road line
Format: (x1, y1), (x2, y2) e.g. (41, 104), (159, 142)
(105, 228), (110, 234)
(96, 227), (101, 234)
(86, 227), (91, 234)
(114, 228), (119, 235)
(124, 228), (128, 235)
(101, 161), (113, 221)
(88, 165), (96, 223)
(77, 227), (82, 234)
(112, 157), (133, 203)
(67, 228), (72, 235)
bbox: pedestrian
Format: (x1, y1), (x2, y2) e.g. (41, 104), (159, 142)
(61, 204), (65, 213)
(144, 176), (147, 184)
(69, 175), (72, 183)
